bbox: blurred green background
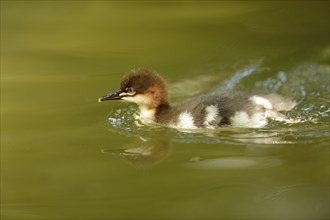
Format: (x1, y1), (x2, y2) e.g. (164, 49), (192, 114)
(1, 1), (329, 219)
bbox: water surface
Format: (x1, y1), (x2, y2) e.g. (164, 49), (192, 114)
(1, 1), (329, 219)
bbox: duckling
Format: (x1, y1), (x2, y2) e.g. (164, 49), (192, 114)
(99, 69), (296, 129)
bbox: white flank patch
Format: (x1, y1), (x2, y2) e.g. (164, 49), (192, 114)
(230, 111), (268, 128)
(174, 111), (196, 129)
(250, 112), (268, 128)
(204, 105), (219, 128)
(250, 96), (273, 110)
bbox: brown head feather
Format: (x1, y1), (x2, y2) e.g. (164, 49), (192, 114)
(120, 69), (169, 108)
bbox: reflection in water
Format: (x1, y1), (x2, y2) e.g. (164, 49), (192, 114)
(185, 157), (283, 170)
(101, 122), (329, 166)
(102, 136), (171, 166)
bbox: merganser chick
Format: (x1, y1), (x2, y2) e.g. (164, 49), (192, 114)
(99, 69), (296, 129)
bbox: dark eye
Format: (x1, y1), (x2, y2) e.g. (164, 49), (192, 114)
(127, 87), (134, 93)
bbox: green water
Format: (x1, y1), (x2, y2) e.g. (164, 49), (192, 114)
(1, 1), (329, 219)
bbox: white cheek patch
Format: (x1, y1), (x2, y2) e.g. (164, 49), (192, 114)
(122, 95), (156, 124)
(138, 106), (156, 123)
(121, 94), (151, 105)
(204, 105), (219, 128)
(230, 111), (268, 128)
(250, 96), (273, 110)
(173, 111), (196, 129)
